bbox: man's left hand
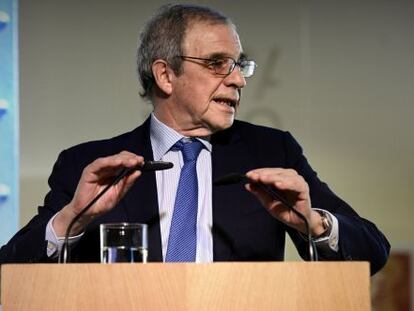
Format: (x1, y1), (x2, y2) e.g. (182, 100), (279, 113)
(245, 168), (326, 236)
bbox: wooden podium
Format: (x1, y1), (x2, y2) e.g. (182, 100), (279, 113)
(1, 262), (370, 310)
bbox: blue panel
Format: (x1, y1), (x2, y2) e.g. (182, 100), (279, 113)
(0, 0), (19, 246)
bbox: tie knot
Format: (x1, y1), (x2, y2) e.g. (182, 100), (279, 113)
(173, 139), (204, 163)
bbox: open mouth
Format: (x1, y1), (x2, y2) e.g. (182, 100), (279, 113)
(212, 97), (238, 108)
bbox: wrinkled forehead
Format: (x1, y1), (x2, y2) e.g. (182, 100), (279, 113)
(182, 21), (243, 58)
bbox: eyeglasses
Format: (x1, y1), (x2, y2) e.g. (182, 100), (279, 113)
(179, 55), (257, 78)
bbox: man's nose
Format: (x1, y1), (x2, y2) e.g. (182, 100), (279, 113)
(224, 66), (247, 89)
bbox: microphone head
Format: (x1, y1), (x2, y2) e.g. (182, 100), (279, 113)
(141, 161), (173, 171)
(213, 173), (247, 186)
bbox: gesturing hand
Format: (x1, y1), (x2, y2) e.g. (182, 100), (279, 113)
(245, 168), (325, 236)
(53, 151), (144, 236)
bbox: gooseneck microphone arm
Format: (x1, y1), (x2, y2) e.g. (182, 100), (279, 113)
(213, 173), (318, 262)
(59, 161), (173, 264)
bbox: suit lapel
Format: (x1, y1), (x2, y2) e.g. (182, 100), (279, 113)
(211, 123), (257, 261)
(120, 117), (163, 262)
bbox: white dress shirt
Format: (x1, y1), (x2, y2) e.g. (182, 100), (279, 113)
(150, 113), (213, 262)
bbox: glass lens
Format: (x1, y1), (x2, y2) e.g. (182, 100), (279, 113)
(241, 61), (256, 78)
(213, 58), (234, 75)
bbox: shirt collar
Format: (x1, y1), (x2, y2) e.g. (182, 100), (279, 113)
(150, 113), (212, 160)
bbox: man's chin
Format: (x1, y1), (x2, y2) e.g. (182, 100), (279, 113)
(210, 118), (235, 133)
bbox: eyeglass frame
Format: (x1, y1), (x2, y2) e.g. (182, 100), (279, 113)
(177, 55), (257, 78)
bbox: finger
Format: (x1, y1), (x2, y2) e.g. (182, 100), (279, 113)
(246, 168), (281, 181)
(270, 175), (309, 194)
(245, 183), (274, 207)
(246, 170), (301, 192)
(94, 151), (143, 169)
(247, 168), (298, 176)
(86, 152), (144, 179)
(246, 168), (298, 183)
(245, 183), (286, 208)
(118, 151), (145, 168)
(118, 170), (142, 196)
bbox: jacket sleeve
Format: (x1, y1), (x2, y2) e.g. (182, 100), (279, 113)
(282, 132), (390, 275)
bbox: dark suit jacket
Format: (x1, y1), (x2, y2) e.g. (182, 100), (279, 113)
(0, 118), (390, 274)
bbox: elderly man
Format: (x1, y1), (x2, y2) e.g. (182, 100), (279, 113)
(0, 4), (389, 274)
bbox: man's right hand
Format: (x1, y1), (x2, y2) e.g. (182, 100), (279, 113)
(52, 151), (144, 237)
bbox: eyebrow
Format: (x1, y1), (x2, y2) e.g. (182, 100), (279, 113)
(206, 52), (248, 61)
(239, 53), (248, 61)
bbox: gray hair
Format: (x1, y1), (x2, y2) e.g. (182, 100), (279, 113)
(137, 4), (233, 100)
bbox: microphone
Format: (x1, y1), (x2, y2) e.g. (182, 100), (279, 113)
(135, 160), (173, 171)
(213, 173), (246, 186)
(214, 173), (318, 261)
(59, 161), (173, 264)
(112, 161), (174, 185)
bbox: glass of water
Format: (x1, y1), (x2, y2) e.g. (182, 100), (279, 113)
(100, 223), (148, 263)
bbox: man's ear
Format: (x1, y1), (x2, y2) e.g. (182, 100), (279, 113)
(152, 60), (174, 95)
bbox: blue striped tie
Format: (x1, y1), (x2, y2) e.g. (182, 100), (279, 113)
(166, 138), (203, 262)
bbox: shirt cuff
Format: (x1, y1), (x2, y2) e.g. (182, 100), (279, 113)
(45, 213), (84, 258)
(312, 208), (339, 252)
